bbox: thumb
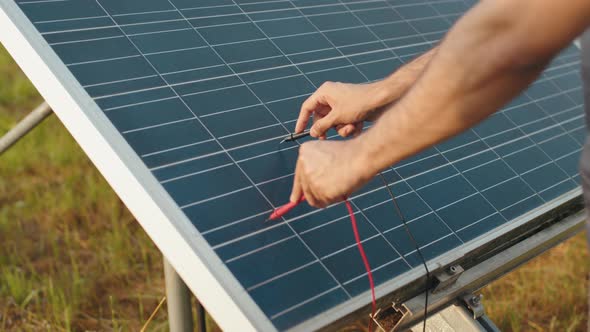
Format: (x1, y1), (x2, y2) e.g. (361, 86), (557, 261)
(311, 112), (337, 138)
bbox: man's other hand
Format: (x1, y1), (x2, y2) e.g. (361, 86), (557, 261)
(290, 140), (373, 208)
(295, 81), (388, 139)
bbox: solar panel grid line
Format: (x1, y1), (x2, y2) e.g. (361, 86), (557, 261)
(122, 0), (361, 302)
(297, 193), (583, 331)
(18, 0), (65, 4)
(48, 33), (125, 46)
(24, 0), (460, 26)
(384, 164), (470, 243)
(454, 212), (502, 234)
(270, 286), (342, 321)
(121, 116), (197, 134)
(102, 96), (178, 112)
(82, 73), (159, 87)
(502, 90), (582, 185)
(230, 1), (441, 266)
(234, 180), (498, 262)
(191, 110), (583, 234)
(226, 234), (300, 265)
(425, 128), (583, 190)
(192, 115), (585, 250)
(0, 2), (271, 331)
(501, 119), (584, 159)
(121, 26), (195, 37)
(524, 86), (584, 153)
(203, 209), (275, 234)
(95, 61), (579, 117)
(380, 0), (508, 241)
(466, 128), (548, 206)
(141, 137), (216, 157)
(218, 209), (444, 269)
(44, 11), (460, 68)
(433, 189), (479, 210)
(135, 0), (462, 15)
(237, 145), (300, 166)
(111, 9), (178, 17)
(220, 224), (411, 278)
(181, 83), (245, 97)
(180, 186), (254, 209)
(320, 234), (396, 261)
(341, 254), (407, 284)
(395, 232), (456, 260)
(31, 1), (452, 37)
(84, 0), (300, 246)
(246, 259), (319, 291)
(225, 0), (430, 284)
(212, 113), (584, 244)
(224, 0), (416, 271)
(298, 211), (365, 235)
(536, 176), (578, 195)
(209, 184), (414, 251)
(259, 228), (465, 322)
(63, 35), (425, 97)
(32, 14), (109, 24)
(65, 54), (142, 67)
(216, 122), (284, 140)
(159, 162), (236, 184)
(55, 12), (572, 147)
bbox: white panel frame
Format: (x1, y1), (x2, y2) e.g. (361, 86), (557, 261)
(0, 1), (275, 331)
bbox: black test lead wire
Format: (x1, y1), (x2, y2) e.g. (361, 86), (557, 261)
(280, 132), (429, 330)
(378, 173), (429, 332)
(280, 129), (311, 143)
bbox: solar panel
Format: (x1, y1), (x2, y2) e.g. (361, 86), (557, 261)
(0, 0), (585, 330)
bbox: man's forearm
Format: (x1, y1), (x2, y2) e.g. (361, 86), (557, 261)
(355, 0), (590, 176)
(374, 48), (438, 105)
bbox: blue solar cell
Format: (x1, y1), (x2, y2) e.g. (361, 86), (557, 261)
(5, 0), (585, 330)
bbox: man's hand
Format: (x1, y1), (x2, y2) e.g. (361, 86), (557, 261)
(290, 140), (374, 208)
(295, 49), (438, 140)
(295, 81), (389, 139)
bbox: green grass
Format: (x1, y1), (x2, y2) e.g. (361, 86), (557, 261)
(0, 44), (173, 331)
(483, 232), (589, 332)
(0, 43), (588, 331)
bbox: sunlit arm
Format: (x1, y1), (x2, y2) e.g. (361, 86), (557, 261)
(355, 0), (590, 178)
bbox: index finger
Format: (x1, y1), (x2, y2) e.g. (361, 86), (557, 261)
(295, 94), (319, 133)
(295, 88), (327, 133)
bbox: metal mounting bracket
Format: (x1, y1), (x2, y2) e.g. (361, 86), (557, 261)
(462, 294), (485, 319)
(432, 264), (464, 294)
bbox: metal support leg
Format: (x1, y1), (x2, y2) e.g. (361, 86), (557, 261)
(164, 257), (194, 332)
(0, 102), (52, 155)
(196, 298), (207, 332)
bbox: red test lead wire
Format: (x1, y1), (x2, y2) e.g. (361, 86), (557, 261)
(345, 199), (376, 332)
(268, 197), (377, 331)
(268, 195), (306, 221)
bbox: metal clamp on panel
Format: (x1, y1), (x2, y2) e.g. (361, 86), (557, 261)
(432, 264), (464, 294)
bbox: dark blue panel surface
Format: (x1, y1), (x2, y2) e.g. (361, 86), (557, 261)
(14, 0), (585, 330)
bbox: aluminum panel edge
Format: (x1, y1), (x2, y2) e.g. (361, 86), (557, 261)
(0, 1), (276, 331)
